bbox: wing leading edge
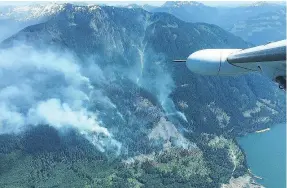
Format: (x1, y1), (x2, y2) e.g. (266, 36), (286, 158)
(227, 40), (286, 64)
(227, 40), (286, 90)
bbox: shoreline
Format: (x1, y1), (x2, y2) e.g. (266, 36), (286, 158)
(248, 169), (263, 180)
(239, 123), (286, 188)
(255, 128), (270, 134)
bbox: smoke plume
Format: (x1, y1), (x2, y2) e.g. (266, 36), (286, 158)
(0, 43), (121, 154)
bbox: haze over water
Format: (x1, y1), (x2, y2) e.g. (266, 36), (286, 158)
(238, 123), (286, 188)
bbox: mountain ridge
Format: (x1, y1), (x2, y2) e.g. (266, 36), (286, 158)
(150, 1), (286, 45)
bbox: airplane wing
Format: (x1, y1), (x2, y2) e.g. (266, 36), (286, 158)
(174, 40), (286, 90)
(227, 40), (286, 89)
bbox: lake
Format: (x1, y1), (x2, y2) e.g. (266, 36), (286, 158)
(238, 123), (286, 188)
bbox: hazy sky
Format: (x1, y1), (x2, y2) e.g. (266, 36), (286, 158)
(0, 1), (285, 7)
(95, 1), (254, 6)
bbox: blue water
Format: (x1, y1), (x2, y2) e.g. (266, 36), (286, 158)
(238, 123), (286, 188)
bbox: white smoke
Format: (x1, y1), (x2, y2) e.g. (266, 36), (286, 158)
(129, 49), (187, 123)
(27, 98), (110, 136)
(0, 102), (25, 133)
(0, 43), (121, 154)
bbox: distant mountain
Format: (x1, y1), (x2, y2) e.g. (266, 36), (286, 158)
(0, 3), (284, 187)
(153, 1), (218, 24)
(3, 2), (285, 45)
(151, 1), (286, 45)
(123, 4), (158, 12)
(0, 3), (64, 41)
(227, 7), (286, 44)
(0, 3), (64, 21)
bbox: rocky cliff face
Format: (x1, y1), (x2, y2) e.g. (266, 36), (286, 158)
(0, 4), (284, 187)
